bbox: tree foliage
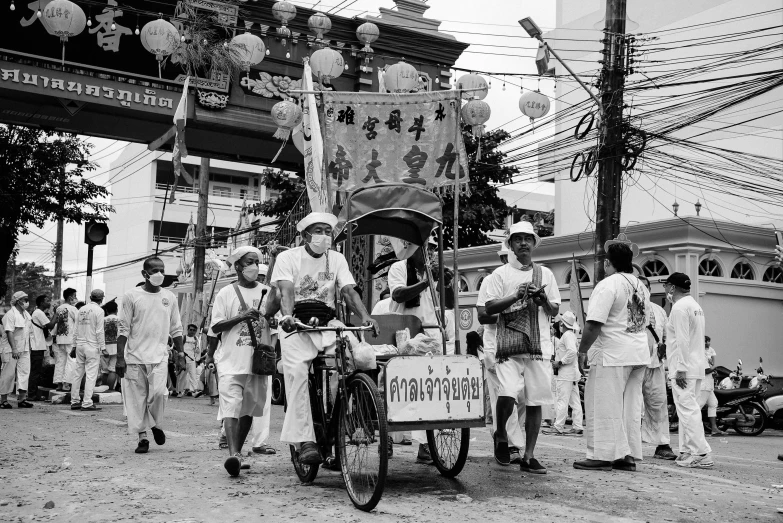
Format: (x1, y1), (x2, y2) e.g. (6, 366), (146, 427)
(0, 125), (112, 298)
(252, 168), (306, 218)
(4, 262), (53, 305)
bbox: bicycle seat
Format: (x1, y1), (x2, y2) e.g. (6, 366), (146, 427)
(313, 353), (337, 370)
(714, 387), (758, 402)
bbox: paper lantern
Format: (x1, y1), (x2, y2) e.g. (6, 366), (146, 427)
(273, 1), (296, 45)
(461, 99), (491, 134)
(384, 60), (418, 93)
(518, 90), (551, 121)
(40, 0), (86, 65)
(356, 21), (379, 54)
(271, 100), (303, 140)
(230, 32), (265, 72)
(308, 12), (331, 41)
(140, 19), (180, 61)
(310, 47), (344, 84)
(456, 73), (488, 100)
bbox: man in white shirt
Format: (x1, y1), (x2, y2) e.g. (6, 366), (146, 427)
(485, 221), (561, 474)
(699, 336), (725, 436)
(117, 256), (184, 454)
(638, 276), (678, 460)
(210, 245), (270, 476)
(53, 288), (79, 392)
(70, 289), (106, 411)
(476, 245), (526, 465)
(29, 295), (53, 401)
(0, 291), (34, 408)
(574, 242), (650, 472)
(273, 212), (378, 466)
(371, 288), (392, 315)
(177, 324), (200, 396)
(100, 299), (120, 389)
(663, 272), (713, 468)
(547, 311), (583, 436)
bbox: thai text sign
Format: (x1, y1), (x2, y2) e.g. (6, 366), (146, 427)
(322, 91), (469, 193)
(384, 355), (484, 424)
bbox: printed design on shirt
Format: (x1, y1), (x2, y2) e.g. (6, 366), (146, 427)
(625, 288), (646, 334)
(56, 308), (70, 336)
(78, 310), (90, 325)
(104, 318), (119, 345)
(236, 298), (264, 347)
(161, 297), (171, 307)
(296, 274), (330, 303)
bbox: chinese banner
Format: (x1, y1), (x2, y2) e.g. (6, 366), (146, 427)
(302, 61), (330, 213)
(322, 91), (469, 193)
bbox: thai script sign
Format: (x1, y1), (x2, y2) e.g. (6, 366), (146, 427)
(384, 355), (484, 424)
(322, 91), (469, 194)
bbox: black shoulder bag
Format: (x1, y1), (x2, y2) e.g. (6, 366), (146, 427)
(232, 283), (276, 376)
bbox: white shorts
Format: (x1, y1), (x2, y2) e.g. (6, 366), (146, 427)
(495, 355), (553, 406)
(218, 373), (268, 420)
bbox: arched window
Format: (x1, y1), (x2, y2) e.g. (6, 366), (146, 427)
(730, 261), (754, 280)
(476, 275), (487, 291)
(763, 265), (783, 284)
(642, 259), (669, 277)
(632, 263), (644, 277)
(565, 266), (590, 284)
(698, 258), (722, 277)
(459, 276), (469, 292)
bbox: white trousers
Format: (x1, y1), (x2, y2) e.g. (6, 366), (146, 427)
(53, 344), (76, 384)
(486, 366), (526, 449)
(123, 362), (168, 435)
(672, 378), (711, 456)
(250, 375), (273, 447)
(0, 351), (31, 395)
(70, 345), (101, 408)
(176, 359), (197, 393)
(554, 379), (583, 431)
(641, 366), (670, 446)
(585, 363), (645, 461)
(698, 390), (718, 418)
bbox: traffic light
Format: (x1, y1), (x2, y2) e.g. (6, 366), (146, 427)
(84, 221), (110, 246)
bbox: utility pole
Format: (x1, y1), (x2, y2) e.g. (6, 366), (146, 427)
(192, 157), (210, 327)
(8, 252), (16, 298)
(593, 0), (628, 282)
(53, 173), (65, 300)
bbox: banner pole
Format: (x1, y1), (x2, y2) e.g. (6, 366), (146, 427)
(452, 86), (463, 355)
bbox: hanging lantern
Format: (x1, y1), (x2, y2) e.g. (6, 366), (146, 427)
(356, 21), (379, 68)
(40, 0), (86, 66)
(308, 12), (331, 43)
(461, 99), (491, 158)
(272, 1), (296, 46)
(230, 32), (265, 73)
(310, 47), (344, 84)
(140, 18), (180, 77)
(518, 90), (551, 124)
(383, 60), (418, 93)
(271, 100), (303, 140)
(456, 73), (489, 100)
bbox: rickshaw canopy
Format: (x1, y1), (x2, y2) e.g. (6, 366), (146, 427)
(338, 183), (443, 246)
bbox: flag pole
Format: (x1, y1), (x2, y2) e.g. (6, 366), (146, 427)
(452, 86), (463, 355)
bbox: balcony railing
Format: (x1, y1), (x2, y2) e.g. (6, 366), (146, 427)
(155, 183), (261, 201)
(153, 235), (228, 248)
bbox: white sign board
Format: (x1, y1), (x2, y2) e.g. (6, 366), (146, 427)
(385, 355), (484, 424)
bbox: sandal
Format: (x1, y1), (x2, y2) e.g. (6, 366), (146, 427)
(18, 401), (34, 408)
(252, 444), (277, 455)
(0, 402), (12, 409)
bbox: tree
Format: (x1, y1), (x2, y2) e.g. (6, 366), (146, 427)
(251, 168), (306, 219)
(0, 125), (112, 299)
(4, 262), (53, 305)
(441, 128), (518, 249)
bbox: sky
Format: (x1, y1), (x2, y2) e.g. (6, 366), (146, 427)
(14, 0), (559, 297)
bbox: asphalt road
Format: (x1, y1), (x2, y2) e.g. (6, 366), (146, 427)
(1, 397), (782, 523)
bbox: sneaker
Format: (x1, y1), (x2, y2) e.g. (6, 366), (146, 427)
(70, 403), (83, 410)
(541, 427), (565, 435)
(17, 401), (34, 408)
(573, 459), (612, 471)
(677, 453), (714, 469)
(569, 429), (584, 436)
(494, 441), (511, 466)
(675, 452), (691, 462)
(520, 457), (547, 474)
(81, 405), (102, 411)
(299, 441), (322, 465)
(611, 457), (636, 472)
(252, 445), (277, 455)
(151, 426), (166, 445)
(509, 447), (523, 465)
(416, 443), (434, 465)
(400, 437), (413, 446)
(135, 439), (150, 454)
(654, 447), (678, 460)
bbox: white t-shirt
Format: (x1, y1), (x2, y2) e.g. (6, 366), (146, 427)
(701, 347), (716, 391)
(585, 272), (650, 367)
(31, 309), (51, 351)
(271, 247), (355, 309)
(75, 302), (105, 352)
(483, 261), (561, 358)
(371, 298), (393, 315)
(555, 329), (580, 381)
(104, 314), (120, 355)
(118, 287), (183, 365)
(183, 335), (200, 360)
(387, 260), (440, 338)
(646, 302), (668, 369)
(665, 295), (706, 379)
(2, 307), (32, 353)
(54, 303), (78, 346)
(476, 274), (497, 352)
(210, 283), (268, 376)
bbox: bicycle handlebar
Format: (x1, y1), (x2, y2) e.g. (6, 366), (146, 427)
(292, 320), (375, 333)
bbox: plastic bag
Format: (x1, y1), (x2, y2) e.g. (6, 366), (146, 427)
(405, 333), (441, 356)
(352, 340), (377, 370)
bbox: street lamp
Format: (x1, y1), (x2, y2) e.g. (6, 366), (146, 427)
(672, 201), (680, 216)
(695, 200), (702, 216)
(519, 17), (543, 39)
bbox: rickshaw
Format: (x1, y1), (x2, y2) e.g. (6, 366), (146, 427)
(286, 183), (484, 512)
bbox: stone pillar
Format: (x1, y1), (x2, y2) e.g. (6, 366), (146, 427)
(669, 247), (704, 303)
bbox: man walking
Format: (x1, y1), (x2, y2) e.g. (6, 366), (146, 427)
(662, 273), (713, 468)
(485, 221), (561, 474)
(100, 299), (120, 389)
(574, 242), (650, 472)
(638, 276), (678, 460)
(210, 245), (270, 476)
(117, 256), (184, 454)
(29, 295), (53, 401)
(0, 292), (34, 408)
(177, 324), (200, 396)
(53, 288), (79, 392)
(70, 289), (105, 411)
(546, 311), (583, 436)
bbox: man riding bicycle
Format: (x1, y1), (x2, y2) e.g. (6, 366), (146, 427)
(271, 211), (379, 465)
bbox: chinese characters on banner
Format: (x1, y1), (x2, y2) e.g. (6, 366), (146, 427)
(322, 91), (469, 194)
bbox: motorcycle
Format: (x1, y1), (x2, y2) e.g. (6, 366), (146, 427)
(750, 357), (783, 431)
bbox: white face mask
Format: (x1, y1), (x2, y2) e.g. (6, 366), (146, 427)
(308, 234), (332, 254)
(242, 264), (260, 281)
(148, 272), (165, 287)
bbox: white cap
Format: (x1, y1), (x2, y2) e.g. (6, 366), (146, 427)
(560, 310), (577, 330)
(226, 246), (262, 265)
(504, 221), (542, 250)
(296, 212), (338, 233)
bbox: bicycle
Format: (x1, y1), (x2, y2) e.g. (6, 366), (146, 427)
(285, 321), (388, 512)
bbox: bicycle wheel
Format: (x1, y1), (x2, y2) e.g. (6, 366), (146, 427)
(427, 428), (470, 478)
(337, 373), (388, 512)
(290, 445), (320, 483)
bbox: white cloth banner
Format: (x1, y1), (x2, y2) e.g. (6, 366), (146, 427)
(302, 61), (329, 213)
